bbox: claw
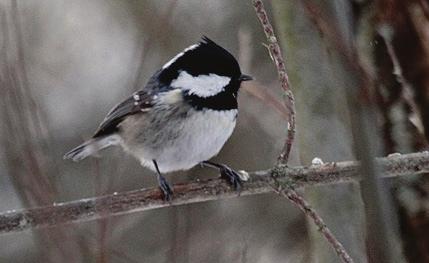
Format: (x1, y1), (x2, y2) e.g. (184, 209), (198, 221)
(201, 161), (244, 193)
(219, 165), (243, 192)
(158, 175), (173, 201)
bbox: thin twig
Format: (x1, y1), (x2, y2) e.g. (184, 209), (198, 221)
(251, 1), (354, 261)
(252, 0), (296, 164)
(0, 152), (428, 234)
(242, 81), (289, 120)
(273, 187), (354, 263)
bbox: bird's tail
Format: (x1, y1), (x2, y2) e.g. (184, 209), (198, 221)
(63, 134), (121, 162)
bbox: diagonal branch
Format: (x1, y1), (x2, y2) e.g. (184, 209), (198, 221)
(0, 152), (428, 235)
(274, 187), (354, 263)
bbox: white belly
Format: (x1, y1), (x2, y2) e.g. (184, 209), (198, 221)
(121, 108), (237, 173)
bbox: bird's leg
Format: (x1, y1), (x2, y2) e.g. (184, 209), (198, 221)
(201, 161), (242, 191)
(152, 160), (173, 201)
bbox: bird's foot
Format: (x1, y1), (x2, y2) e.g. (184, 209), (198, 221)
(201, 161), (243, 192)
(158, 175), (173, 201)
(219, 165), (243, 191)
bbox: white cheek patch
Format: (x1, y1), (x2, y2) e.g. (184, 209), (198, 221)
(158, 89), (183, 104)
(162, 44), (200, 70)
(171, 71), (231, 98)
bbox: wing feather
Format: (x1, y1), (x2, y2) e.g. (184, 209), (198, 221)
(93, 91), (153, 138)
(92, 70), (173, 138)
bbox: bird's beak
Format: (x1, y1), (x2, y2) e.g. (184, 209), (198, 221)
(239, 74), (253, 82)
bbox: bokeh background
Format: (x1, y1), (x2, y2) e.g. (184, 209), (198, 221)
(1, 0), (429, 262)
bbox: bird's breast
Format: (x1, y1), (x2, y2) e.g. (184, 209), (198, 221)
(157, 108), (237, 171)
(180, 108), (238, 151)
(121, 107), (238, 173)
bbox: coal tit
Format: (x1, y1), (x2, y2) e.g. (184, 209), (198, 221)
(64, 36), (252, 200)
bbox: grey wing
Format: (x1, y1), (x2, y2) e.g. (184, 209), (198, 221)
(93, 91), (154, 138)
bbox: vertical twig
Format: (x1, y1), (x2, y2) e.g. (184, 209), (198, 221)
(252, 0), (296, 165)
(238, 26), (289, 120)
(251, 1), (354, 262)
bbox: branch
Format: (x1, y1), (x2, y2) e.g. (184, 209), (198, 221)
(252, 0), (296, 164)
(274, 187), (354, 263)
(251, 1), (353, 261)
(0, 152), (428, 235)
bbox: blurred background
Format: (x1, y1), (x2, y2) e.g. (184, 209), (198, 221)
(0, 0), (428, 262)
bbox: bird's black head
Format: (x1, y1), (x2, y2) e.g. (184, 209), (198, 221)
(159, 37), (252, 106)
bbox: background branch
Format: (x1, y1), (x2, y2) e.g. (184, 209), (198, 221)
(1, 152), (428, 235)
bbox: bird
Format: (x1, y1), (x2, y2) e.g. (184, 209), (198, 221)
(64, 36), (253, 200)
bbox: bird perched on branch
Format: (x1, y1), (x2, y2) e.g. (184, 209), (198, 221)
(64, 36), (252, 200)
